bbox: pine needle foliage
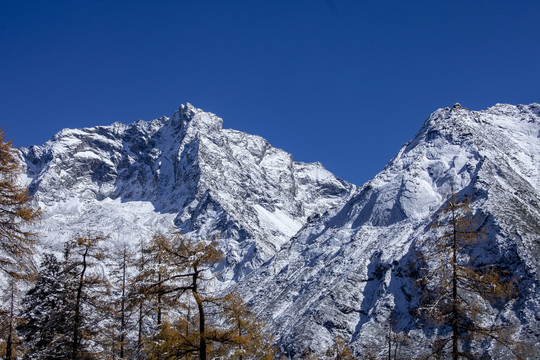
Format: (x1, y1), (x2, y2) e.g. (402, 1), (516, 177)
(19, 235), (111, 360)
(18, 253), (73, 359)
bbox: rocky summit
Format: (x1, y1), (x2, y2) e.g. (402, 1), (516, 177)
(20, 103), (356, 282)
(242, 103), (540, 357)
(19, 102), (540, 357)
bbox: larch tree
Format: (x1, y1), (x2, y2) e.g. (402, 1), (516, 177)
(142, 232), (275, 360)
(416, 186), (521, 359)
(324, 336), (355, 360)
(130, 238), (156, 358)
(143, 232), (223, 360)
(105, 242), (137, 359)
(133, 232), (177, 332)
(384, 321), (408, 360)
(1, 277), (27, 360)
(0, 129), (39, 360)
(0, 129), (39, 277)
(64, 234), (111, 359)
(214, 290), (275, 360)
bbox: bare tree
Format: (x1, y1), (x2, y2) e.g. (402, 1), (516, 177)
(416, 186), (521, 359)
(65, 234), (110, 359)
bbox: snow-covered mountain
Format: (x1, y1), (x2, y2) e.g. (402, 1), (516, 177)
(19, 102), (540, 357)
(20, 103), (356, 281)
(242, 103), (540, 357)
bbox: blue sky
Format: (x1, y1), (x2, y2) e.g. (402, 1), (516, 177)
(1, 1), (539, 186)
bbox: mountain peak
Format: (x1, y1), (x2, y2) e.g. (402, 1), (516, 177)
(244, 102), (540, 356)
(178, 102), (200, 121)
(18, 102), (540, 357)
(21, 104), (356, 281)
(171, 103), (223, 135)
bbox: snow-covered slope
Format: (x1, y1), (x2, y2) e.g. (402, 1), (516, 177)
(19, 102), (540, 357)
(242, 103), (540, 357)
(20, 103), (356, 281)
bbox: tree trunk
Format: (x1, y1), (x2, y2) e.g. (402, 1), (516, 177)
(197, 296), (206, 360)
(387, 327), (392, 360)
(5, 332), (12, 360)
(238, 318), (243, 360)
(157, 253), (162, 326)
(450, 193), (459, 360)
(137, 241), (145, 357)
(5, 281), (14, 360)
(72, 246), (89, 360)
(193, 268), (206, 360)
(120, 247), (127, 359)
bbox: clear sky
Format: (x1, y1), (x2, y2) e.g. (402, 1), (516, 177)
(1, 1), (539, 186)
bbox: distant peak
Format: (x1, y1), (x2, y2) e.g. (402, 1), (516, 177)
(449, 103), (469, 113)
(179, 103), (197, 118)
(171, 103), (223, 134)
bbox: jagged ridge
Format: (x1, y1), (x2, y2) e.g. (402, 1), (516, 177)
(18, 102), (540, 357)
(242, 103), (540, 357)
(20, 103), (356, 281)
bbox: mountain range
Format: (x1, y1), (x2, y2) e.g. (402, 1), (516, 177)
(18, 102), (540, 357)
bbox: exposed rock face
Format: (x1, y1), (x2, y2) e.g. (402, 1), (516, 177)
(242, 103), (540, 357)
(19, 102), (540, 357)
(20, 103), (356, 281)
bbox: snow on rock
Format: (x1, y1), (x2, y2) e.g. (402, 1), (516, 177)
(242, 103), (540, 357)
(19, 103), (356, 282)
(17, 102), (540, 357)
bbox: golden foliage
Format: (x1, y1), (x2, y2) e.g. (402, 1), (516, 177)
(141, 232), (274, 360)
(0, 129), (40, 360)
(0, 129), (39, 277)
(325, 336), (355, 359)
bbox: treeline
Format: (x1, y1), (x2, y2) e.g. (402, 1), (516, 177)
(13, 232), (274, 359)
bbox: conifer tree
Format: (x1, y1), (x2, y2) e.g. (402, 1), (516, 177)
(143, 232), (176, 327)
(383, 321), (408, 360)
(18, 253), (73, 359)
(0, 129), (39, 360)
(143, 232), (222, 360)
(0, 129), (39, 277)
(325, 336), (355, 360)
(416, 186), (520, 359)
(20, 235), (111, 360)
(142, 232), (275, 360)
(213, 290), (275, 360)
(145, 290), (275, 360)
(64, 234), (110, 359)
(105, 242), (136, 359)
(1, 278), (27, 360)
(130, 238), (155, 358)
